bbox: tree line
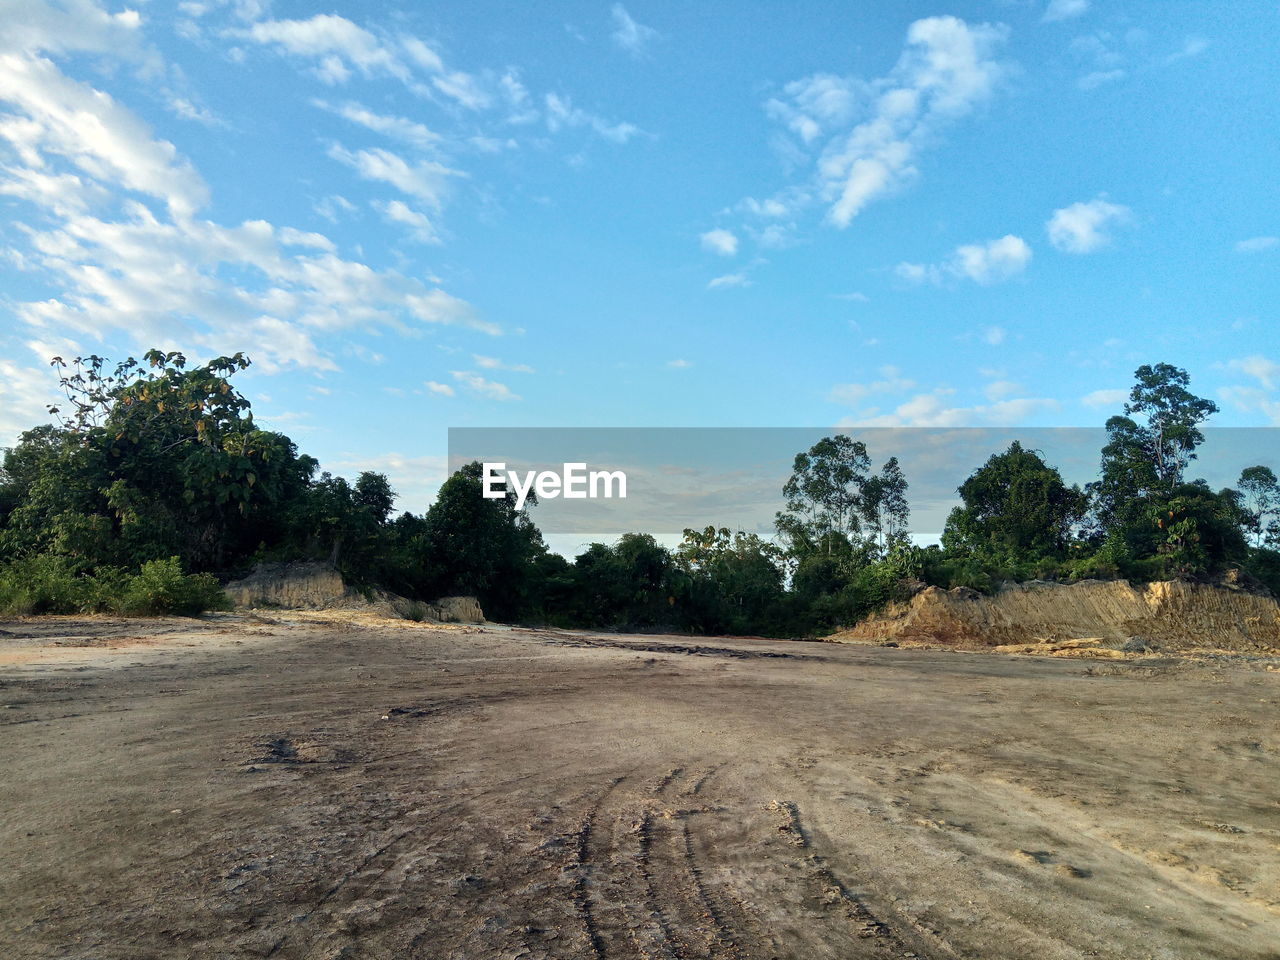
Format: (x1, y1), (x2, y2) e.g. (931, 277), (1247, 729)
(0, 352), (1277, 632)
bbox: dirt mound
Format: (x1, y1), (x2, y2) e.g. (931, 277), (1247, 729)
(223, 562), (484, 623)
(224, 561), (357, 610)
(830, 579), (1280, 654)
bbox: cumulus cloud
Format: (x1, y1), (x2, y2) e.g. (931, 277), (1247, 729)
(760, 16), (1010, 228)
(425, 380), (455, 396)
(897, 235), (1031, 285)
(1046, 197), (1130, 253)
(610, 5), (657, 57)
(700, 229), (738, 256)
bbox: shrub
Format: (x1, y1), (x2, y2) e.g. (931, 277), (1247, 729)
(0, 555), (89, 615)
(120, 557), (230, 616)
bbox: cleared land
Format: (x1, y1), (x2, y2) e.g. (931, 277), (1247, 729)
(1, 614), (1278, 960)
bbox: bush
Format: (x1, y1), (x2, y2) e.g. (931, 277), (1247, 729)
(0, 555), (230, 617)
(121, 557), (230, 616)
(0, 555), (88, 615)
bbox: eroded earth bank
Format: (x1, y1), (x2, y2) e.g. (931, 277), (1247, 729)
(1, 614), (1278, 959)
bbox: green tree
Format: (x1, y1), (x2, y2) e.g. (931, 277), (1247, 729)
(1238, 465), (1280, 548)
(860, 457), (911, 555)
(1091, 363), (1220, 532)
(572, 533), (678, 629)
(1, 351), (312, 571)
(419, 461), (549, 619)
(675, 526), (786, 633)
(776, 435), (870, 557)
(943, 441), (1087, 562)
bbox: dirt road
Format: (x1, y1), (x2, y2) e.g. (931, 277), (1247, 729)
(1, 614), (1278, 959)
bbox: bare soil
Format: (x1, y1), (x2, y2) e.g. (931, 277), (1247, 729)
(1, 613), (1278, 960)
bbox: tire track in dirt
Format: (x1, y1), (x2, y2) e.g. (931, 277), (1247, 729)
(764, 796), (958, 960)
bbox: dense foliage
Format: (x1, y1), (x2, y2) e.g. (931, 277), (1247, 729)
(1, 352), (1277, 629)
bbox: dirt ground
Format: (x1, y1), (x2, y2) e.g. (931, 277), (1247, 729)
(1, 614), (1278, 960)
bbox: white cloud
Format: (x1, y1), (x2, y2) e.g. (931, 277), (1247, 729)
(236, 14), (414, 83)
(984, 379), (1021, 400)
(1046, 197), (1130, 253)
(544, 92), (639, 143)
(700, 228), (738, 256)
(667, 358), (692, 369)
(897, 234), (1031, 285)
(829, 291), (869, 302)
(1077, 69), (1125, 90)
(0, 356), (58, 442)
(1220, 385), (1280, 425)
(894, 262), (941, 285)
(375, 199), (440, 244)
(762, 17), (1010, 228)
(451, 370), (520, 401)
(828, 369), (916, 405)
(314, 193), (356, 221)
(313, 99), (442, 151)
(1043, 0), (1089, 23)
(1081, 387), (1127, 408)
(983, 325), (1008, 345)
(473, 354), (534, 373)
(707, 272), (748, 290)
(610, 4), (657, 57)
(851, 390), (1060, 427)
(278, 227), (335, 250)
(1236, 236), (1278, 254)
(1228, 354), (1280, 391)
(954, 236), (1032, 284)
(0, 53), (209, 218)
(425, 380), (454, 396)
(0, 37), (499, 378)
(327, 144), (464, 208)
(431, 71), (492, 111)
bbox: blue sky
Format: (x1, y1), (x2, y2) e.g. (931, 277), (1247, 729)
(0, 0), (1277, 511)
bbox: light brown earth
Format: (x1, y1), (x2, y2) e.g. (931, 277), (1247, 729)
(1, 613), (1278, 960)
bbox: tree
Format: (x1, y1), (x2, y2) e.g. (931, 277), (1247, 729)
(674, 526), (786, 633)
(860, 457), (910, 555)
(1, 351), (312, 571)
(1238, 466), (1280, 548)
(419, 461), (549, 618)
(572, 533), (678, 628)
(1091, 364), (1220, 534)
(775, 435), (870, 557)
(942, 441), (1087, 561)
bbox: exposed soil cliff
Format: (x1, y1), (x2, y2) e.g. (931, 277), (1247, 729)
(830, 579), (1280, 655)
(223, 562), (484, 623)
